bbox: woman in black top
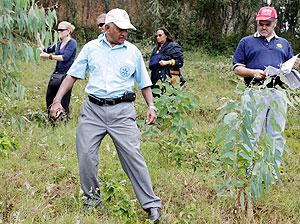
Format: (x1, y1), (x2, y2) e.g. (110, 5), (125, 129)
(37, 21), (77, 115)
(149, 27), (184, 91)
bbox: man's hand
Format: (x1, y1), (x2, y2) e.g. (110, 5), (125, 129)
(48, 76), (77, 120)
(293, 58), (300, 70)
(253, 69), (266, 80)
(146, 107), (157, 124)
(49, 101), (64, 120)
(141, 87), (156, 124)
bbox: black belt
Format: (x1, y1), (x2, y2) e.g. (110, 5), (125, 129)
(88, 95), (124, 106)
(247, 76), (285, 89)
(246, 83), (285, 89)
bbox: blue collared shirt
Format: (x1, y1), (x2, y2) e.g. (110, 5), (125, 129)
(67, 34), (152, 98)
(233, 32), (294, 85)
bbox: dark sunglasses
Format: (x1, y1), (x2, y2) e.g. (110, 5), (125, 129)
(57, 28), (68, 32)
(155, 34), (163, 38)
(258, 22), (272, 27)
(98, 23), (105, 27)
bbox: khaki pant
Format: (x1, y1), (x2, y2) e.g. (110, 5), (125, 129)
(76, 99), (161, 209)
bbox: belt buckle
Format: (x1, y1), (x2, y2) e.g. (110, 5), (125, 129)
(104, 98), (115, 105)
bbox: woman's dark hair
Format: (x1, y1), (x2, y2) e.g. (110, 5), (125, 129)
(156, 27), (174, 42)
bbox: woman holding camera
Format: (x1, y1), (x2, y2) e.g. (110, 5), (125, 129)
(37, 21), (77, 116)
(149, 27), (184, 94)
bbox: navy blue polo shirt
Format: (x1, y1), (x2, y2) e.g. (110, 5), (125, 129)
(45, 38), (77, 73)
(233, 33), (294, 85)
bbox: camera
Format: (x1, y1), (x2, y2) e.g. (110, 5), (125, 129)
(122, 91), (136, 102)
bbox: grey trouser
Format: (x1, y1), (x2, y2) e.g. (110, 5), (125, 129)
(242, 88), (287, 165)
(76, 99), (161, 209)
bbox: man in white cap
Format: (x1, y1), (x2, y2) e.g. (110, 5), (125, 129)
(233, 6), (299, 177)
(49, 8), (161, 223)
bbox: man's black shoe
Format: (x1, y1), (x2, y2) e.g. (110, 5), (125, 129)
(83, 197), (103, 213)
(146, 207), (161, 223)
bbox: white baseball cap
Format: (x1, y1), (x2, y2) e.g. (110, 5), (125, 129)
(105, 8), (136, 30)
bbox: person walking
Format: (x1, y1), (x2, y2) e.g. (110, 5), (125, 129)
(37, 21), (77, 117)
(233, 6), (300, 173)
(49, 8), (161, 223)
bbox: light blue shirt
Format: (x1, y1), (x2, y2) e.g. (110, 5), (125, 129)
(67, 34), (152, 98)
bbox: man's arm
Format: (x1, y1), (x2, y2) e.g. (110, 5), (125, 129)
(49, 75), (77, 118)
(234, 66), (266, 80)
(141, 87), (156, 124)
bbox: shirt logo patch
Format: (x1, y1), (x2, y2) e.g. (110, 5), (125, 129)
(120, 66), (131, 77)
(276, 43), (283, 49)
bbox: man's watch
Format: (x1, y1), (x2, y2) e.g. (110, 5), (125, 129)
(149, 105), (157, 112)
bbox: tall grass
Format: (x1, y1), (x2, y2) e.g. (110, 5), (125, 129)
(0, 49), (300, 223)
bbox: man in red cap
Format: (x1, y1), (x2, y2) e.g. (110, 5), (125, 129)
(232, 6), (299, 178)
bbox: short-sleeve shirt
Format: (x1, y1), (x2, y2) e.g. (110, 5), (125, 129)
(233, 33), (294, 85)
(45, 38), (77, 73)
(67, 34), (152, 98)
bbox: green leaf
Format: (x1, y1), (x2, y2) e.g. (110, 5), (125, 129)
(232, 179), (244, 188)
(222, 151), (236, 161)
(252, 161), (261, 175)
(223, 141), (234, 154)
(224, 112), (238, 125)
(240, 190), (245, 209)
(268, 112), (282, 133)
(240, 129), (252, 151)
(238, 148), (251, 161)
(215, 123), (228, 145)
(249, 181), (257, 201)
(294, 96), (300, 104)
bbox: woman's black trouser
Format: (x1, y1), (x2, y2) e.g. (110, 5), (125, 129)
(46, 78), (72, 114)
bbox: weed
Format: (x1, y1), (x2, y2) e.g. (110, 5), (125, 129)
(102, 172), (138, 223)
(0, 128), (18, 157)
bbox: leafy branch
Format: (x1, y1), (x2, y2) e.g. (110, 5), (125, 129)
(215, 83), (289, 220)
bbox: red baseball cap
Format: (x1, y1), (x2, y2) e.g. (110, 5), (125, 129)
(256, 6), (277, 21)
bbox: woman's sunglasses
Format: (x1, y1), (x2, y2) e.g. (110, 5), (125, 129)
(57, 28), (68, 32)
(98, 23), (105, 27)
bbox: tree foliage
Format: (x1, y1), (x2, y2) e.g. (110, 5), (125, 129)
(0, 0), (57, 97)
(0, 0), (57, 153)
(215, 89), (286, 219)
(37, 0), (300, 52)
(138, 82), (202, 171)
(0, 0), (57, 70)
(214, 68), (300, 219)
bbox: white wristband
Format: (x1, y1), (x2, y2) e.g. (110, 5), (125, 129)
(149, 105), (157, 112)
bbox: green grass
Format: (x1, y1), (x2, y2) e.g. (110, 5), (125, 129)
(1, 49), (300, 223)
